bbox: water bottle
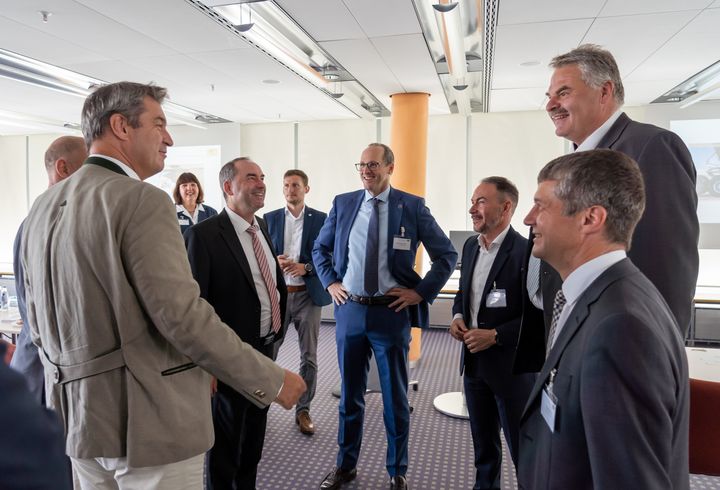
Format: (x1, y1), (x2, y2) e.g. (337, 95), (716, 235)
(0, 286), (8, 311)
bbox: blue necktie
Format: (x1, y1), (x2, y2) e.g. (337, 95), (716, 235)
(364, 198), (380, 295)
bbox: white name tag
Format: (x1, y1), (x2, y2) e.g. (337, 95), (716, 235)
(178, 218), (190, 225)
(393, 236), (411, 251)
(541, 386), (557, 432)
(486, 289), (507, 308)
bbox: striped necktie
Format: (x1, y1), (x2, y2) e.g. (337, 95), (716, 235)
(247, 225), (282, 333)
(546, 289), (566, 356)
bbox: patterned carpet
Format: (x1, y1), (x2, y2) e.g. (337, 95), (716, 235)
(257, 323), (720, 490)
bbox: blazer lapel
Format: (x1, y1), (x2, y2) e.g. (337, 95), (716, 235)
(339, 192), (365, 262)
(300, 207), (313, 256)
(272, 211), (285, 254)
(521, 258), (633, 420)
(596, 112), (630, 150)
(480, 228), (515, 301)
(218, 210), (258, 295)
(387, 188), (403, 264)
(462, 241), (480, 319)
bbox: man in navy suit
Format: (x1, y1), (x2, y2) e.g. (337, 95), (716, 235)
(264, 169), (331, 435)
(313, 143), (457, 490)
(516, 44), (698, 373)
(11, 135), (87, 404)
(185, 157), (294, 489)
(450, 177), (534, 490)
(518, 150), (688, 489)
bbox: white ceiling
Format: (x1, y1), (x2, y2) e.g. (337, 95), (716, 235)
(0, 0), (718, 135)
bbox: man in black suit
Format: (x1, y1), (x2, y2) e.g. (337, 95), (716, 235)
(264, 169), (331, 435)
(518, 149), (689, 489)
(185, 157), (289, 490)
(516, 44), (698, 373)
(450, 177), (534, 490)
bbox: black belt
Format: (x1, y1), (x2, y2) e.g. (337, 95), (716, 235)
(349, 294), (395, 306)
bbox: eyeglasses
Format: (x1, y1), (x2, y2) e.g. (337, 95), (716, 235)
(355, 161), (382, 171)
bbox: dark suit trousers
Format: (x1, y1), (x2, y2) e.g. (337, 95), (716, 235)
(464, 370), (534, 490)
(207, 343), (273, 490)
(335, 300), (411, 477)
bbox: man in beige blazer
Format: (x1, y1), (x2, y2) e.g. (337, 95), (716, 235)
(21, 82), (305, 490)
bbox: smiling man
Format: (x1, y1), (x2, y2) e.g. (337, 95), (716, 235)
(516, 44), (699, 373)
(450, 177), (534, 490)
(313, 143), (457, 490)
(518, 149), (689, 490)
(21, 83), (305, 489)
(185, 157), (290, 489)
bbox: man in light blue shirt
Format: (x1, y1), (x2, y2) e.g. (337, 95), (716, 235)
(313, 143), (457, 490)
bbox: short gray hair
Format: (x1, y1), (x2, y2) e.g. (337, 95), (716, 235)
(550, 44), (624, 105)
(368, 143), (394, 165)
(538, 149), (645, 248)
(219, 157), (252, 200)
(480, 176), (519, 212)
(81, 82), (168, 148)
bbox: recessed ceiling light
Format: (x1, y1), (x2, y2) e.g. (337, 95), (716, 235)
(324, 73), (340, 80)
(262, 79), (280, 84)
(520, 60), (540, 67)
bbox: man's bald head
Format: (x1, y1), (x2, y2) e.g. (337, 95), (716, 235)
(44, 136), (88, 186)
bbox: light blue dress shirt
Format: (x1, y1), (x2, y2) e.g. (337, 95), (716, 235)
(343, 187), (400, 296)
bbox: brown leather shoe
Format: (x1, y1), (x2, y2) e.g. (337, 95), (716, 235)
(319, 467), (357, 489)
(296, 410), (315, 435)
(390, 475), (408, 489)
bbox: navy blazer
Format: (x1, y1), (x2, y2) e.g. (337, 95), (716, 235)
(263, 206), (331, 307)
(177, 203), (218, 235)
(453, 227), (527, 380)
(518, 259), (689, 490)
(312, 187), (457, 328)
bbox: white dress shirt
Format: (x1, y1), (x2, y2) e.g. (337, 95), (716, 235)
(282, 206), (305, 287)
(454, 225), (510, 327)
(548, 250), (626, 349)
(176, 204), (208, 225)
(225, 207), (279, 337)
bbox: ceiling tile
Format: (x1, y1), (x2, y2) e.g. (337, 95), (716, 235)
(275, 0), (365, 41)
(599, 0), (714, 17)
(343, 0), (421, 37)
(498, 0), (605, 25)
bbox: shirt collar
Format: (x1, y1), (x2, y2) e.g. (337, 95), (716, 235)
(562, 250), (627, 306)
(477, 224), (510, 252)
(284, 205), (305, 220)
(575, 109), (623, 152)
(176, 203), (205, 213)
(364, 186), (391, 203)
(89, 153), (141, 181)
(225, 206), (256, 232)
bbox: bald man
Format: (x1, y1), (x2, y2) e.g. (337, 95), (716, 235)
(10, 135), (88, 403)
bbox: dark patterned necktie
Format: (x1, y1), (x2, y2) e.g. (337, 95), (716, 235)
(364, 198), (380, 295)
(546, 289), (566, 356)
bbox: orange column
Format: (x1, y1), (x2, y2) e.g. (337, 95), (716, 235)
(390, 93), (429, 366)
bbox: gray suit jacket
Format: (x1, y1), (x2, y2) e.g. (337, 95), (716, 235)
(21, 158), (285, 467)
(517, 259), (689, 490)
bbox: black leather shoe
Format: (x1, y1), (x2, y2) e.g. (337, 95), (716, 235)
(390, 475), (408, 489)
(319, 467), (357, 490)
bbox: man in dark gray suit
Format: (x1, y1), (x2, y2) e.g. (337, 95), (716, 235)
(516, 44), (698, 373)
(518, 149), (689, 490)
(11, 135), (87, 403)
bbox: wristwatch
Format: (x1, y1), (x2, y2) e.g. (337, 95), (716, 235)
(304, 263), (313, 274)
(494, 331), (502, 346)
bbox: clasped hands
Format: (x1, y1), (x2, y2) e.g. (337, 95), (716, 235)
(277, 255), (306, 277)
(449, 317), (496, 353)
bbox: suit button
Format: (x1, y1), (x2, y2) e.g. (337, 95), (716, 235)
(53, 368), (59, 383)
(254, 390), (265, 398)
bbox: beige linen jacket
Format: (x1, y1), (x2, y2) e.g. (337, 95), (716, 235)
(21, 160), (284, 467)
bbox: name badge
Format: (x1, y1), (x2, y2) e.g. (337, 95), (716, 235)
(393, 236), (411, 251)
(541, 386), (557, 432)
(178, 218), (190, 225)
(486, 288), (507, 308)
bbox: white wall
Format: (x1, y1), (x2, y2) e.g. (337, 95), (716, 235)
(2, 100), (719, 285)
